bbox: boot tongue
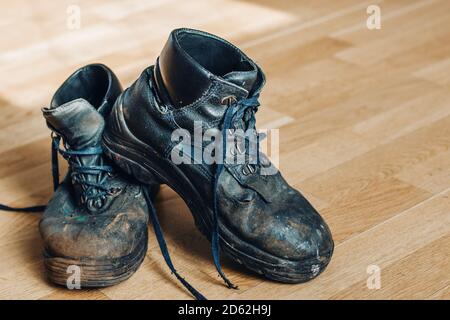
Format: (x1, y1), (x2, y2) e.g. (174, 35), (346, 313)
(42, 98), (104, 149)
(222, 69), (258, 93)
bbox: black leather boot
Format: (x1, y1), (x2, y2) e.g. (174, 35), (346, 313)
(38, 64), (158, 287)
(103, 29), (334, 290)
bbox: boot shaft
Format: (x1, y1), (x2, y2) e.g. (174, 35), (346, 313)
(119, 29), (266, 146)
(42, 64), (122, 211)
(155, 28), (262, 108)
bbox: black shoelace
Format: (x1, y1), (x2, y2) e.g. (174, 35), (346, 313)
(53, 134), (114, 208)
(212, 93), (261, 289)
(0, 134), (114, 211)
(142, 187), (206, 300)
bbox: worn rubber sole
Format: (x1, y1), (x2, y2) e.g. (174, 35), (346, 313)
(102, 97), (332, 283)
(44, 235), (147, 288)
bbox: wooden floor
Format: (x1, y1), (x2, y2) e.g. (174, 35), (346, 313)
(0, 0), (449, 300)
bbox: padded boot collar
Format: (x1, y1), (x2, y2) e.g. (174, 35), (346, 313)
(50, 63), (122, 117)
(42, 99), (104, 150)
(155, 28), (262, 108)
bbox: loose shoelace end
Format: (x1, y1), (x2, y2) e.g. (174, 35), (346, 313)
(226, 281), (239, 290)
(220, 274), (238, 289)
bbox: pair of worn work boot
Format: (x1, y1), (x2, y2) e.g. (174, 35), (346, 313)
(1, 28), (333, 299)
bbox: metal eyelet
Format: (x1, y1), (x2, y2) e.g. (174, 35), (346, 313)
(155, 102), (168, 114)
(50, 131), (59, 140)
(242, 164), (256, 176)
(221, 95), (237, 105)
(107, 171), (117, 178)
(108, 187), (122, 196)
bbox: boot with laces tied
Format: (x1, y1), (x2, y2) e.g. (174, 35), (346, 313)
(103, 29), (334, 292)
(39, 64), (158, 287)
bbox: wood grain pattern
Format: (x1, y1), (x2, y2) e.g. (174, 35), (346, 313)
(0, 0), (448, 299)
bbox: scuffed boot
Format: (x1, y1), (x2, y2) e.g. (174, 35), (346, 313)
(40, 64), (158, 287)
(103, 29), (333, 290)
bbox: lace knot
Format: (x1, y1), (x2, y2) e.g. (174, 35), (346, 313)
(51, 134), (114, 211)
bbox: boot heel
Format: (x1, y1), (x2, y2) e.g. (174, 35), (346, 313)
(44, 239), (147, 288)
